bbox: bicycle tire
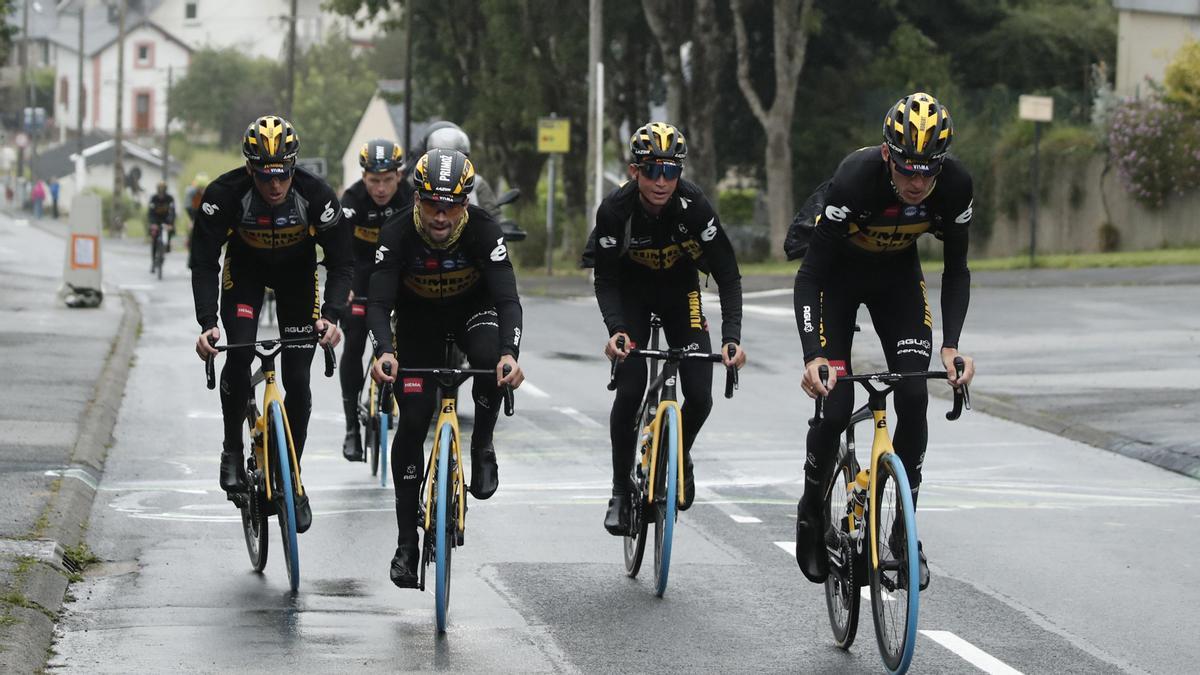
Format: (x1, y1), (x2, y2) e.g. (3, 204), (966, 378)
(653, 405), (679, 598)
(269, 402), (300, 593)
(379, 410), (390, 488)
(824, 444), (861, 649)
(241, 460), (269, 572)
(869, 452), (919, 674)
(364, 377), (380, 476)
(623, 399), (654, 578)
(434, 422), (453, 632)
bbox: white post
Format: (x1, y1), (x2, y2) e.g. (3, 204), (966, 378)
(545, 153), (556, 276)
(593, 61), (605, 220)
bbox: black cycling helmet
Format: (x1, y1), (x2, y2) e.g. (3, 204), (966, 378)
(629, 122), (687, 163)
(426, 126), (471, 156)
(883, 92), (953, 170)
(242, 115), (299, 171)
(359, 139), (404, 173)
(413, 148), (475, 204)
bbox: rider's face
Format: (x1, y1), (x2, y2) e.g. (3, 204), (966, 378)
(249, 165), (294, 206)
(630, 161), (681, 212)
(417, 197), (467, 243)
(363, 170), (401, 206)
(882, 145), (938, 205)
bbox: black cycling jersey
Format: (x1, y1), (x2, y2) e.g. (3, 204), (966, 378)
(366, 205), (523, 358)
(188, 166), (353, 331)
(794, 146), (973, 362)
(339, 179), (415, 296)
(148, 193), (175, 224)
(592, 178), (743, 345)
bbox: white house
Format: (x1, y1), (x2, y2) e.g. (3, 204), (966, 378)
(48, 5), (192, 143)
(1114, 0), (1200, 96)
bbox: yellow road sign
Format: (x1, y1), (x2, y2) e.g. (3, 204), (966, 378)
(537, 118), (570, 154)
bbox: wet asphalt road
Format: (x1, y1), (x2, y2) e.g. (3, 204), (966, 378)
(46, 240), (1200, 674)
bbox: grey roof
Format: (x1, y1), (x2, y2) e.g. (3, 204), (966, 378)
(31, 131), (180, 180)
(1112, 0), (1200, 16)
(13, 0), (187, 58)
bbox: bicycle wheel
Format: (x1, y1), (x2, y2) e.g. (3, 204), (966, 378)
(652, 405), (679, 598)
(241, 459), (269, 572)
(623, 401), (654, 578)
(268, 401), (300, 592)
(824, 444), (861, 649)
(869, 452), (919, 674)
(379, 410), (390, 488)
(434, 423), (453, 632)
(363, 376), (380, 476)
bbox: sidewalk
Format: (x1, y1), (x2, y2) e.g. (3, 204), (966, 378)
(0, 209), (139, 672)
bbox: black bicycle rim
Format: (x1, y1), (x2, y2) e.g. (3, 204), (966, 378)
(241, 468), (269, 572)
(824, 446), (861, 649)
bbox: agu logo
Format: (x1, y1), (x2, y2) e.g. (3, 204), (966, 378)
(236, 304), (255, 319)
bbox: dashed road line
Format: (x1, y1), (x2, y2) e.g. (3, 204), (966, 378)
(729, 514), (762, 523)
(522, 381), (551, 398)
(921, 630), (1024, 675)
(553, 406), (603, 429)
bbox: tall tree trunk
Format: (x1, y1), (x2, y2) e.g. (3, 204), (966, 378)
(685, 0), (726, 198)
(641, 0), (687, 125)
(732, 0), (814, 259)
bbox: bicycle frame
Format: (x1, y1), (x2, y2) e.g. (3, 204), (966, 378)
(425, 387), (467, 536)
(251, 353), (303, 504)
(641, 367), (686, 506)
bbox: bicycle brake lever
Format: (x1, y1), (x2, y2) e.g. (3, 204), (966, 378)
(501, 364), (515, 416)
(808, 364), (829, 429)
(724, 344), (738, 399)
(946, 356), (968, 420)
(323, 342), (336, 378)
(607, 335), (626, 391)
(204, 335), (217, 390)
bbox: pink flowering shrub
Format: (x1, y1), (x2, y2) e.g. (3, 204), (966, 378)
(1108, 94), (1200, 208)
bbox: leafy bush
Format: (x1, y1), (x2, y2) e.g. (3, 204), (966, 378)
(718, 188), (757, 225)
(1107, 94), (1200, 208)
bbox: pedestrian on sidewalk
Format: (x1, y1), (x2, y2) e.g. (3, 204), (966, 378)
(30, 179), (46, 220)
(49, 178), (60, 219)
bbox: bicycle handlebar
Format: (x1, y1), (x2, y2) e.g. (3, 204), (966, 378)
(388, 363), (517, 416)
(606, 335), (739, 399)
(808, 358), (970, 427)
(501, 365), (515, 417)
(202, 334), (336, 390)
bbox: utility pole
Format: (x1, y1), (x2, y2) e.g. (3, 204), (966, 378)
(162, 66), (172, 183)
(285, 0), (298, 118)
(586, 0), (602, 219)
(77, 2), (85, 155)
(403, 0), (413, 153)
(112, 0), (127, 235)
(17, 0), (30, 178)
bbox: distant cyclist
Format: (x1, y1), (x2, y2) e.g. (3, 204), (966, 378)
(368, 148), (524, 588)
(792, 92), (977, 589)
(590, 121), (746, 536)
(147, 181), (176, 268)
(338, 139), (413, 462)
(191, 115), (352, 534)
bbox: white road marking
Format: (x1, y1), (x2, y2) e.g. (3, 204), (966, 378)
(742, 288), (794, 299)
(729, 514), (761, 523)
(186, 410), (221, 419)
(553, 406), (602, 428)
(521, 381), (551, 398)
(743, 304), (795, 318)
(774, 541), (795, 556)
(921, 630), (1024, 675)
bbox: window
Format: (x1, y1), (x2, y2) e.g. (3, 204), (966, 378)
(60, 77), (69, 108)
(185, 1), (197, 20)
(134, 42), (154, 68)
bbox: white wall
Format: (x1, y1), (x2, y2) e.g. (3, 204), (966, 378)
(150, 0), (384, 60)
(1116, 9), (1200, 96)
(57, 25), (191, 137)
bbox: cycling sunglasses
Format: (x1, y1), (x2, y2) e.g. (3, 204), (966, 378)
(251, 167), (295, 183)
(418, 196), (467, 214)
(891, 158), (942, 178)
(637, 161), (683, 181)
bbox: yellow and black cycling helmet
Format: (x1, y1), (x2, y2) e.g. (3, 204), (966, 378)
(242, 115), (299, 171)
(414, 148), (474, 204)
(359, 139), (404, 173)
(883, 92), (953, 171)
(629, 122), (687, 163)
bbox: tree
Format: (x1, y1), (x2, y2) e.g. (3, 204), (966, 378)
(293, 34), (379, 184)
(641, 0), (732, 196)
(170, 49), (282, 146)
(732, 0), (816, 258)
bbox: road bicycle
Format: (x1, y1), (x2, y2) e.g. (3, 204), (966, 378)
(380, 335), (515, 631)
(204, 335), (336, 592)
(360, 354), (398, 485)
(816, 359), (969, 674)
(607, 316), (738, 597)
(148, 221), (171, 280)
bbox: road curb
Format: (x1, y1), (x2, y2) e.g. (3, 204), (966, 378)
(0, 291), (141, 673)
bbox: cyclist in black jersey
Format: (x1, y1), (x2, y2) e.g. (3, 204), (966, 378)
(191, 115), (352, 534)
(147, 182), (176, 265)
(338, 139), (413, 462)
(792, 93), (977, 588)
(367, 148), (524, 588)
(592, 122), (747, 536)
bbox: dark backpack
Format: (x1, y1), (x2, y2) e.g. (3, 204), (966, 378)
(783, 180), (831, 261)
